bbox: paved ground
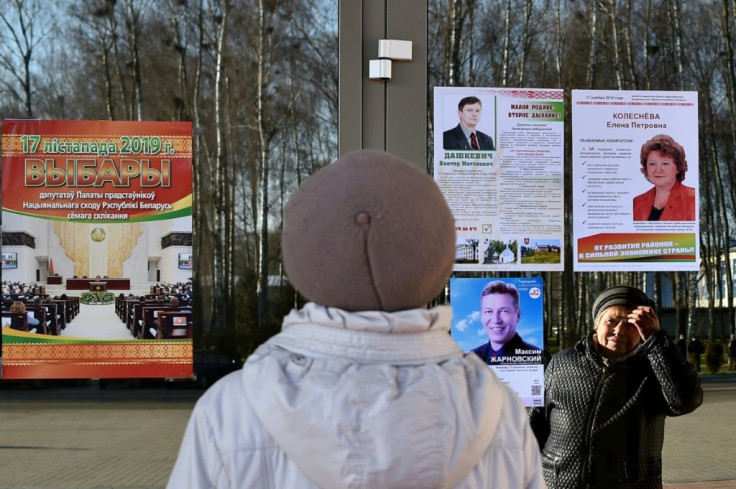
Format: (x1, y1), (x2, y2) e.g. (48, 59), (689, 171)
(660, 381), (736, 489)
(666, 481), (736, 488)
(0, 381), (196, 489)
(0, 376), (734, 488)
(661, 377), (736, 487)
(667, 484), (736, 489)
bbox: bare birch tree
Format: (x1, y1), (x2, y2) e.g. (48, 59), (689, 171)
(601, 0), (623, 89)
(70, 1), (120, 120)
(212, 0), (231, 331)
(586, 1), (599, 88)
(0, 0), (52, 117)
(121, 0), (148, 120)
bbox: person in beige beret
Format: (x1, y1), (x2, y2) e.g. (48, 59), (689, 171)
(168, 150), (543, 489)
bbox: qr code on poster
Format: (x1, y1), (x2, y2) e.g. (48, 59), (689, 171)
(531, 385), (542, 396)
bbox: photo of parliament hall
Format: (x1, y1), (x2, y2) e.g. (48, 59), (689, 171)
(1, 214), (193, 341)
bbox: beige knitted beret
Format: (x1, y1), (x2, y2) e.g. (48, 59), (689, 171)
(282, 150), (456, 312)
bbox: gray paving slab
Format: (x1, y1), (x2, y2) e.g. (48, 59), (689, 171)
(0, 376), (734, 488)
(665, 484), (736, 489)
(662, 381), (736, 484)
(0, 385), (198, 489)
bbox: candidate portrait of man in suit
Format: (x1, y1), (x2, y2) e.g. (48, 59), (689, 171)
(443, 96), (495, 151)
(471, 280), (543, 365)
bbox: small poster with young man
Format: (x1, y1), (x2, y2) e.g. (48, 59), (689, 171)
(450, 277), (546, 407)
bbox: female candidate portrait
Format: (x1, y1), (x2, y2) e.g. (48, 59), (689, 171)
(632, 134), (695, 221)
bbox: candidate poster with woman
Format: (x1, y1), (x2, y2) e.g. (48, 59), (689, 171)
(571, 90), (699, 272)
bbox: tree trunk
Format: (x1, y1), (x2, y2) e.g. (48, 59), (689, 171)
(553, 0), (564, 86)
(445, 0), (464, 86)
(668, 0), (685, 90)
(212, 0), (230, 331)
(0, 0), (47, 117)
(720, 0), (736, 334)
(620, 0), (636, 89)
(517, 0), (533, 86)
(501, 0), (512, 86)
(191, 0), (215, 337)
(256, 0), (271, 327)
(587, 1), (598, 88)
(604, 0), (623, 89)
(123, 0), (145, 120)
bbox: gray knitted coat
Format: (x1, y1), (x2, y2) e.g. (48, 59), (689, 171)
(529, 330), (702, 489)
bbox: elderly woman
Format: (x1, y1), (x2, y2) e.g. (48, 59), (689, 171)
(529, 286), (702, 489)
(633, 134), (695, 221)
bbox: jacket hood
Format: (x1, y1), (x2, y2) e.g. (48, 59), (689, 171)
(240, 303), (503, 489)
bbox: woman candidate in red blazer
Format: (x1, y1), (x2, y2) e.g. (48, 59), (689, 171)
(633, 134), (695, 221)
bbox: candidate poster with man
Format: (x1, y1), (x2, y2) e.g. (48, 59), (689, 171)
(450, 277), (545, 407)
(572, 90), (699, 272)
(434, 87), (565, 273)
(1, 120), (193, 379)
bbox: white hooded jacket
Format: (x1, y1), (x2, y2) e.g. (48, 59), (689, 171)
(167, 303), (544, 489)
